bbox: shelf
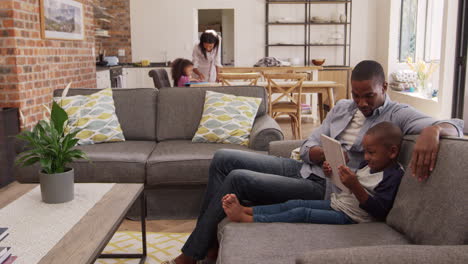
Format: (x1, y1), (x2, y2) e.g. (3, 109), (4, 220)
(268, 22), (349, 25)
(266, 44), (307, 46)
(95, 34), (110, 38)
(97, 18), (111, 23)
(309, 22), (349, 25)
(268, 22), (307, 25)
(267, 0), (351, 4)
(267, 44), (350, 47)
(308, 44), (350, 46)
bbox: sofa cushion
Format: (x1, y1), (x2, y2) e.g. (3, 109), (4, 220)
(146, 140), (264, 185)
(54, 88), (157, 141)
(192, 91), (262, 146)
(56, 88), (125, 145)
(15, 141), (156, 183)
(217, 221), (409, 264)
(156, 86), (268, 141)
(387, 136), (468, 245)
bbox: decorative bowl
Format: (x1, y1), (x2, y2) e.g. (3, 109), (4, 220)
(312, 59), (326, 66)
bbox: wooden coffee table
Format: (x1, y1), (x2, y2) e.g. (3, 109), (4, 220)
(0, 182), (147, 264)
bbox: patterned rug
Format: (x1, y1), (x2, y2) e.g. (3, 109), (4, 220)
(95, 232), (189, 264)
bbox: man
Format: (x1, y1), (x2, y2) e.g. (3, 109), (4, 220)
(168, 60), (463, 264)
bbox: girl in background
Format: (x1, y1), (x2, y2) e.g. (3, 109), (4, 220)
(192, 30), (222, 82)
(171, 58), (200, 87)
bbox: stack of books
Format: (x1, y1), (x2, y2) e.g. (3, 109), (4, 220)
(0, 228), (16, 264)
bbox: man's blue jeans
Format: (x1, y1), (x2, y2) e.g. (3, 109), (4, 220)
(181, 149), (326, 260)
(253, 199), (355, 224)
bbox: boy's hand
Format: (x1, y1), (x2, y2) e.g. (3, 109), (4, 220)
(338, 165), (360, 189)
(322, 161), (332, 178)
(343, 151), (350, 164)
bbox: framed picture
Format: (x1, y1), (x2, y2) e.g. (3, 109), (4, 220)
(40, 0), (84, 40)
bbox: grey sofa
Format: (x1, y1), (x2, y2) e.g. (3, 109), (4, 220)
(14, 86), (283, 219)
(216, 136), (468, 264)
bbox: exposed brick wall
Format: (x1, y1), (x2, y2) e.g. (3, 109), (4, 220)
(0, 0), (97, 129)
(95, 0), (131, 63)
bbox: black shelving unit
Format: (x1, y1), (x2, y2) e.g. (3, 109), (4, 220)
(265, 0), (352, 66)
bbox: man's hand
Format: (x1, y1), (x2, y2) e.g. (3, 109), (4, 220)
(322, 161), (332, 178)
(309, 146), (325, 164)
(338, 165), (360, 189)
(410, 125), (441, 181)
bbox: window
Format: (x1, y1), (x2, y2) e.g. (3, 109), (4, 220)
(398, 0), (445, 62)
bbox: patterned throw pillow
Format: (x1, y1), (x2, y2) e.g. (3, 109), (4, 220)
(192, 91), (262, 146)
(56, 88), (125, 145)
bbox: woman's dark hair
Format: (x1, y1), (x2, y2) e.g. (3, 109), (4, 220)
(199, 30), (220, 59)
(171, 58), (193, 87)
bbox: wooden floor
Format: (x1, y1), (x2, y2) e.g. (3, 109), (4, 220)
(119, 117), (321, 233)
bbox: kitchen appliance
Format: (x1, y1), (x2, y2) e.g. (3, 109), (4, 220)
(109, 66), (124, 88)
(104, 56), (119, 66)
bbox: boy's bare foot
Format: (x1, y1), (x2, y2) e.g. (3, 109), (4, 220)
(222, 194), (253, 216)
(222, 194), (253, 223)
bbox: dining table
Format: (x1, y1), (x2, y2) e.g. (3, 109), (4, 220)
(190, 81), (343, 121)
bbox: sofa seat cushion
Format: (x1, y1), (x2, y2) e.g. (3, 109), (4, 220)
(217, 221), (409, 264)
(71, 141), (156, 183)
(15, 141), (155, 183)
(146, 140), (265, 185)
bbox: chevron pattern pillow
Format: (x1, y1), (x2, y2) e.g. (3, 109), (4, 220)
(192, 91), (261, 146)
(56, 88), (125, 145)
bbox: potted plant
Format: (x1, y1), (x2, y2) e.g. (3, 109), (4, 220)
(15, 101), (87, 204)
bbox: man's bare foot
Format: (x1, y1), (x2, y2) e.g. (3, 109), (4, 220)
(222, 194), (253, 223)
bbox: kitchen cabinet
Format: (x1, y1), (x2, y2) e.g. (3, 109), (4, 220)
(96, 70), (111, 89)
(123, 67), (173, 88)
(318, 67), (352, 104)
(123, 67), (172, 88)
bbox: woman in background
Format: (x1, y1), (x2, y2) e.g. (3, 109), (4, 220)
(192, 30), (222, 82)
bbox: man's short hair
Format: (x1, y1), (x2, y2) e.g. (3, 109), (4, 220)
(365, 122), (403, 149)
(351, 60), (386, 85)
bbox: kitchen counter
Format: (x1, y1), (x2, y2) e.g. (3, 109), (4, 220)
(96, 65), (123, 72)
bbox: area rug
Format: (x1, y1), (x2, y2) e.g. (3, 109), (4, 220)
(95, 232), (189, 264)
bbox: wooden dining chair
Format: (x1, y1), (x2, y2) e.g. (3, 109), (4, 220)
(264, 73), (307, 139)
(218, 72), (262, 86)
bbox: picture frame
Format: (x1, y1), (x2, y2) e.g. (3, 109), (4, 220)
(40, 0), (84, 40)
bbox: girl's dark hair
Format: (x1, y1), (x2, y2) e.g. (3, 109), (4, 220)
(171, 58), (193, 87)
(199, 30), (220, 59)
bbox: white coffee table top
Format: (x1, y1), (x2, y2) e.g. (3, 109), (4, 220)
(0, 182), (143, 264)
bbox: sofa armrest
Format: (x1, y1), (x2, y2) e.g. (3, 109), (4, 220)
(249, 115), (284, 151)
(296, 245), (468, 264)
(268, 140), (305, 158)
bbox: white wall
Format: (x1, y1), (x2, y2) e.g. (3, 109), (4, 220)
(130, 0), (265, 66)
(130, 0), (378, 67)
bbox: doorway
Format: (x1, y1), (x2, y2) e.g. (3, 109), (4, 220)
(198, 9), (235, 66)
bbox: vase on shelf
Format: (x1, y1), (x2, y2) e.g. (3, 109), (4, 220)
(418, 79), (434, 99)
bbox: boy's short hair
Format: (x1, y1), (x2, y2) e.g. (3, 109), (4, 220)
(365, 122), (403, 149)
(351, 60), (386, 85)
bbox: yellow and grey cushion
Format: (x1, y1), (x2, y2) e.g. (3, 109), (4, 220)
(192, 91), (261, 146)
(56, 88), (125, 145)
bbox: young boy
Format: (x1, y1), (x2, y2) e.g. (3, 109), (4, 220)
(222, 121), (405, 224)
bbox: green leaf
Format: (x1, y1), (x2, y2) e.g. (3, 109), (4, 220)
(21, 157), (40, 167)
(51, 101), (68, 135)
